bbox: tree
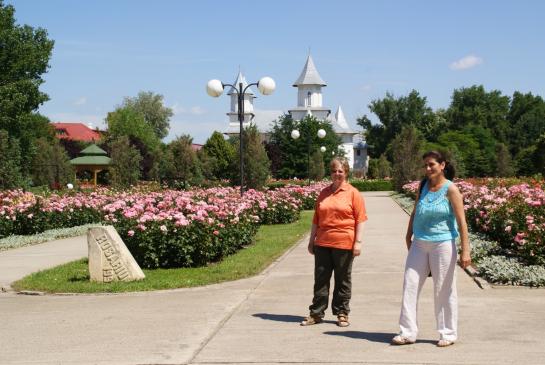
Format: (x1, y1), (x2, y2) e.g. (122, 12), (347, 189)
(106, 107), (160, 151)
(30, 138), (74, 188)
(446, 85), (510, 144)
(231, 124), (270, 190)
(376, 154), (392, 179)
(163, 135), (202, 189)
(507, 92), (545, 157)
(268, 114), (341, 179)
(0, 130), (24, 189)
(515, 146), (537, 177)
(122, 91), (173, 139)
(0, 1), (55, 182)
(391, 126), (425, 191)
(109, 136), (142, 188)
(358, 90), (436, 158)
(494, 143), (515, 177)
(202, 131), (235, 180)
(106, 106), (161, 180)
(532, 133), (545, 176)
(309, 150), (325, 181)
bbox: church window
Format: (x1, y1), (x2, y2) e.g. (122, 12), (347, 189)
(357, 150), (361, 156)
(307, 92), (312, 106)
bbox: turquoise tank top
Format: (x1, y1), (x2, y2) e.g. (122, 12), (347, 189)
(412, 180), (458, 242)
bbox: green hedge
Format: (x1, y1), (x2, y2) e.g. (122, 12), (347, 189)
(350, 179), (393, 191)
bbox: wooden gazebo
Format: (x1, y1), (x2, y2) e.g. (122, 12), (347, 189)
(70, 144), (111, 186)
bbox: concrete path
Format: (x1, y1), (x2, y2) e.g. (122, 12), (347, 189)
(1, 192), (545, 365)
(0, 235), (87, 291)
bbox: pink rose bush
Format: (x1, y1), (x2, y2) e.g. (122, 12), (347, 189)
(402, 178), (545, 265)
(0, 183), (325, 268)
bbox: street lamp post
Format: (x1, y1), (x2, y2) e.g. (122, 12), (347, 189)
(206, 76), (275, 196)
(291, 126), (326, 185)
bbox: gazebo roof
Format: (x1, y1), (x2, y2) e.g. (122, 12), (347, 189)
(70, 155), (111, 166)
(71, 144), (111, 166)
(80, 144), (108, 155)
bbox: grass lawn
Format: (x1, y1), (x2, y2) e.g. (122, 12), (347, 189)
(12, 211), (313, 294)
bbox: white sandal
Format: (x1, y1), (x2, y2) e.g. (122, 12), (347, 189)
(391, 335), (415, 345)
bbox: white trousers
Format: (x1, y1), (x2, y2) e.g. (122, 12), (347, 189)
(399, 239), (458, 342)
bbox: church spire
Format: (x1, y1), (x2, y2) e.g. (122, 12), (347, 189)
(293, 54), (326, 87)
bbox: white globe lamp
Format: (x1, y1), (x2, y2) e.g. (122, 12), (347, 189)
(258, 76), (276, 95)
(317, 129), (326, 139)
(206, 79), (224, 97)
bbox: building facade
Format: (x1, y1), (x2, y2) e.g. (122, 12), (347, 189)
(224, 55), (368, 175)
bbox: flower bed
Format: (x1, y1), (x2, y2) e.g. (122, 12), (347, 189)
(0, 184), (325, 268)
(402, 178), (545, 286)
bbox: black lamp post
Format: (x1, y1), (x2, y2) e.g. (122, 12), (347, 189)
(207, 76), (275, 196)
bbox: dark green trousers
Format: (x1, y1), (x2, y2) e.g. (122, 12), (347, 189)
(309, 245), (354, 318)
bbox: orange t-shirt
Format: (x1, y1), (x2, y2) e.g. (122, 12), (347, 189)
(312, 182), (367, 250)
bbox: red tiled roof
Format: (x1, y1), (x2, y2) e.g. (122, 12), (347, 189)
(52, 122), (102, 142)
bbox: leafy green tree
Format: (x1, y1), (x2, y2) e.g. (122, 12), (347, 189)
(507, 92), (545, 157)
(532, 133), (545, 176)
(309, 149), (325, 181)
(163, 135), (202, 189)
(358, 90), (436, 158)
(109, 136), (142, 188)
(494, 143), (515, 177)
(122, 91), (173, 140)
(106, 107), (161, 180)
(202, 131), (235, 180)
(391, 126), (425, 191)
(515, 146), (537, 176)
(446, 85), (510, 144)
(268, 114), (341, 179)
(106, 107), (160, 151)
(0, 2), (55, 179)
(0, 130), (24, 189)
(376, 154), (392, 179)
(30, 138), (74, 188)
(231, 125), (270, 190)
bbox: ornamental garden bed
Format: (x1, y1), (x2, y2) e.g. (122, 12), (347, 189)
(396, 177), (545, 287)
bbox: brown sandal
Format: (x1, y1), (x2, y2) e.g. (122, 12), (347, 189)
(300, 315), (322, 326)
(337, 314), (349, 327)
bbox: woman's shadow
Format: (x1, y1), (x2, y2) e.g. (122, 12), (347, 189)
(252, 313), (435, 345)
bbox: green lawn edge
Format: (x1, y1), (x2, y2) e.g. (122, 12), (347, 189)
(12, 210), (313, 294)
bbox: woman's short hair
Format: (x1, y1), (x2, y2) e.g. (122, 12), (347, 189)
(422, 150), (455, 180)
(330, 157), (350, 175)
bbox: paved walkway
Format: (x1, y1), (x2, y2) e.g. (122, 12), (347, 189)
(1, 192), (545, 365)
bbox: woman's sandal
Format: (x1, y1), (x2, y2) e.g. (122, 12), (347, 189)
(336, 314), (349, 327)
(300, 315), (322, 326)
(437, 339), (455, 347)
(391, 335), (416, 345)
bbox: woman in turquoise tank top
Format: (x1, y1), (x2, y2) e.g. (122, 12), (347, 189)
(392, 151), (471, 348)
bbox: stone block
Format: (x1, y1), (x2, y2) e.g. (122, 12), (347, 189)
(87, 226), (145, 283)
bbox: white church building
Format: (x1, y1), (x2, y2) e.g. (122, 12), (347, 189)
(224, 55), (368, 176)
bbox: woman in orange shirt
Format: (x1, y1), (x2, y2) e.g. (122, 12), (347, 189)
(301, 157), (367, 327)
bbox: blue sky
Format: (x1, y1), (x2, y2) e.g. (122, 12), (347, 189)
(7, 0), (545, 144)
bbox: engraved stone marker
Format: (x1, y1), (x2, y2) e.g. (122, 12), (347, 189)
(88, 226), (145, 283)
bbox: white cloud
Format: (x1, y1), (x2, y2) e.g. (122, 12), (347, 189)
(190, 106), (206, 115)
(171, 103), (186, 115)
(450, 55), (483, 70)
(171, 103), (206, 116)
(360, 84), (372, 92)
(73, 97), (87, 106)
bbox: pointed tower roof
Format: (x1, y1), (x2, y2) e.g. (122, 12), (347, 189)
(328, 106), (357, 134)
(293, 55), (326, 87)
(227, 71), (255, 96)
(334, 106), (349, 129)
